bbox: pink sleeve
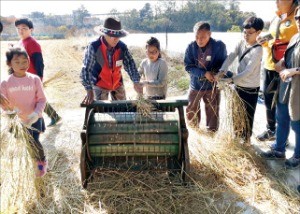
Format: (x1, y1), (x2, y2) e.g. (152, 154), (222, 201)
(34, 77), (47, 115)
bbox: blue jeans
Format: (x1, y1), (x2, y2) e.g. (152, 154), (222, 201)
(274, 102), (290, 153)
(291, 120), (300, 159)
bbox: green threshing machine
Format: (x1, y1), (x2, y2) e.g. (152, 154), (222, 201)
(80, 100), (190, 188)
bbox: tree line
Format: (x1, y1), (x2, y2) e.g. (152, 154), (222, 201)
(119, 0), (256, 33)
(0, 0), (258, 40)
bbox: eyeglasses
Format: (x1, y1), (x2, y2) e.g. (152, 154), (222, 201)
(243, 30), (257, 36)
(295, 16), (300, 21)
(146, 50), (158, 55)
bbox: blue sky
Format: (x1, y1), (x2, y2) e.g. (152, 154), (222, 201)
(1, 1), (276, 21)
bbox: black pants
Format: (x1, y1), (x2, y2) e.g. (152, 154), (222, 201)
(262, 69), (279, 132)
(44, 102), (59, 120)
(235, 86), (260, 141)
(27, 118), (46, 161)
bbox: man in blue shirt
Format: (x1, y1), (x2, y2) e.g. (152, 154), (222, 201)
(184, 22), (227, 131)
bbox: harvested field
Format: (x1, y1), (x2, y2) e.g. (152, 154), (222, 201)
(0, 38), (299, 213)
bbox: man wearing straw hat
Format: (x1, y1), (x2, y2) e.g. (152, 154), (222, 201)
(80, 17), (142, 104)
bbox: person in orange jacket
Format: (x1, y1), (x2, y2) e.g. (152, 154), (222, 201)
(80, 17), (142, 104)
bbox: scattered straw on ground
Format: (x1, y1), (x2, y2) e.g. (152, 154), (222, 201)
(1, 39), (299, 213)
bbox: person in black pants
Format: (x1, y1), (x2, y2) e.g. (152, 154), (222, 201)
(218, 16), (264, 144)
(15, 18), (61, 127)
(256, 0), (298, 141)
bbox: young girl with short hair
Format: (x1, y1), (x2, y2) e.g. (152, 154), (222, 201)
(0, 47), (47, 177)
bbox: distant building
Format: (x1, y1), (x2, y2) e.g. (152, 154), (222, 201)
(83, 17), (101, 26)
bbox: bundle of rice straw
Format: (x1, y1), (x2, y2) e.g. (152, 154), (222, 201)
(216, 82), (249, 143)
(43, 70), (65, 88)
(0, 113), (41, 213)
(133, 96), (156, 119)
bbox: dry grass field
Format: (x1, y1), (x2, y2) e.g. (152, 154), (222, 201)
(0, 38), (299, 213)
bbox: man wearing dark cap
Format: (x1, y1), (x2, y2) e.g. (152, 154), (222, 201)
(80, 17), (142, 104)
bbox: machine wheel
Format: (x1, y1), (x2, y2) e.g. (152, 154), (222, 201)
(80, 144), (90, 188)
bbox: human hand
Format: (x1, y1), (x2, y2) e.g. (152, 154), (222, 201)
(140, 81), (149, 86)
(26, 111), (39, 126)
(0, 94), (11, 110)
(82, 90), (94, 105)
(214, 70), (226, 82)
(204, 71), (215, 82)
(275, 59), (285, 72)
(219, 78), (233, 84)
(256, 36), (267, 45)
(134, 83), (143, 95)
(279, 69), (293, 82)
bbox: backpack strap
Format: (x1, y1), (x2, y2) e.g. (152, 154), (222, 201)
(238, 44), (261, 62)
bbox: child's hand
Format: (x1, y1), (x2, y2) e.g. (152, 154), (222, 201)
(0, 94), (11, 110)
(26, 112), (39, 126)
(219, 78), (233, 84)
(140, 81), (149, 86)
(214, 71), (225, 82)
(134, 83), (143, 95)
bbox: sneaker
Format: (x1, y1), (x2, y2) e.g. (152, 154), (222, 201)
(257, 91), (264, 104)
(285, 156), (300, 169)
(37, 160), (48, 177)
(260, 149), (286, 160)
(47, 116), (62, 127)
(256, 129), (275, 141)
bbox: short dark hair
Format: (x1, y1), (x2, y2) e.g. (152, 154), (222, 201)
(193, 22), (210, 33)
(0, 22), (3, 34)
(146, 37), (161, 58)
(146, 37), (161, 51)
(243, 16), (264, 31)
(6, 47), (29, 74)
(15, 18), (34, 29)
